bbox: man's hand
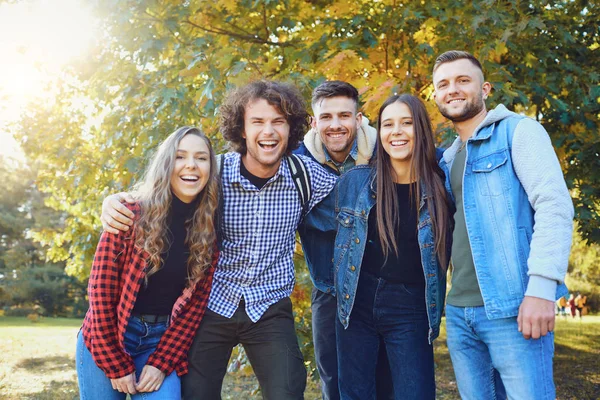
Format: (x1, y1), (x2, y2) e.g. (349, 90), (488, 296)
(517, 296), (556, 340)
(136, 365), (166, 392)
(111, 373), (137, 394)
(100, 192), (136, 234)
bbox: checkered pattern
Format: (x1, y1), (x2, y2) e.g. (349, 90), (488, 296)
(209, 152), (336, 322)
(81, 202), (217, 379)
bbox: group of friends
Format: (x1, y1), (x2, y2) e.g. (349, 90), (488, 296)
(75, 50), (574, 399)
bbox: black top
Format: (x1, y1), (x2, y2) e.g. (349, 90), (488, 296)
(240, 159), (274, 189)
(132, 195), (196, 315)
(361, 183), (425, 285)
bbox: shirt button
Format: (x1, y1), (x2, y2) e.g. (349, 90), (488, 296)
(355, 238), (360, 244)
(350, 265), (356, 271)
(487, 163), (492, 168)
(345, 218), (350, 224)
(361, 210), (366, 216)
(345, 294), (350, 299)
(371, 194), (376, 198)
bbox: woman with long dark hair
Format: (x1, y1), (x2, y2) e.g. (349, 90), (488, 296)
(333, 94), (453, 399)
(76, 126), (219, 399)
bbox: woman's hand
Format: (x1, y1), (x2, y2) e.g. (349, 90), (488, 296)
(110, 373), (137, 394)
(136, 365), (166, 392)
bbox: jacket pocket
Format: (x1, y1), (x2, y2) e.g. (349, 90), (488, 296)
(472, 150), (509, 197)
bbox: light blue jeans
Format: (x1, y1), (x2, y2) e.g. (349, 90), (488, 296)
(76, 316), (180, 400)
(445, 305), (555, 400)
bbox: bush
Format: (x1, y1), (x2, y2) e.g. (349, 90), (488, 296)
(4, 305), (39, 317)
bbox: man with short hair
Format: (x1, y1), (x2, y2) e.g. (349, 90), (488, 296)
(295, 81), (393, 400)
(101, 80), (337, 399)
(433, 50), (573, 399)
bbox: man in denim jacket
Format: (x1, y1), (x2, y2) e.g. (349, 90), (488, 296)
(295, 81), (394, 400)
(433, 50), (573, 399)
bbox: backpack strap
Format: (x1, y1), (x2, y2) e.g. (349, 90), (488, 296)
(216, 153), (226, 248)
(285, 154), (312, 217)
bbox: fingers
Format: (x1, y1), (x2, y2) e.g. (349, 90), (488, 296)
(548, 316), (556, 333)
(101, 194), (134, 233)
(124, 374), (137, 394)
(136, 366), (165, 393)
(122, 192), (136, 204)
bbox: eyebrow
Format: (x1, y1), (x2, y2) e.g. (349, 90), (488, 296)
(177, 149), (209, 155)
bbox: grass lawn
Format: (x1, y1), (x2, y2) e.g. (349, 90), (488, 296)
(0, 315), (598, 399)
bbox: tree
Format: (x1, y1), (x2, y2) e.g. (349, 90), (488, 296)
(13, 0), (600, 279)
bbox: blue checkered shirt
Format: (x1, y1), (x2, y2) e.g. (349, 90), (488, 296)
(208, 152), (337, 322)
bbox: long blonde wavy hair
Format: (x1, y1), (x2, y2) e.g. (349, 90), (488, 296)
(133, 126), (219, 286)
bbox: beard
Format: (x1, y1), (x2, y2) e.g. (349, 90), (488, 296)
(438, 96), (485, 123)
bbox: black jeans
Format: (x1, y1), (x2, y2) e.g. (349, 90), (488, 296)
(182, 297), (306, 399)
(311, 288), (394, 400)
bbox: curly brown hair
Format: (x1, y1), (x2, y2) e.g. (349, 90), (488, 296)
(220, 80), (310, 155)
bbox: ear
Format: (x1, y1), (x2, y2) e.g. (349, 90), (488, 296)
(310, 115), (316, 130)
(482, 81), (492, 100)
(355, 112), (363, 129)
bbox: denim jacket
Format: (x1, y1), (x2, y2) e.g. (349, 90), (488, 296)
(439, 111), (569, 320)
(296, 143), (340, 295)
(332, 165), (449, 343)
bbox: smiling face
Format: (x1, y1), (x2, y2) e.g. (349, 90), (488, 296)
(242, 98), (290, 178)
(312, 96), (362, 163)
(380, 101), (415, 174)
(170, 134), (211, 203)
(433, 58), (491, 123)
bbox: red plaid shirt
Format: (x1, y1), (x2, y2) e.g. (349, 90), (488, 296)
(81, 202), (216, 379)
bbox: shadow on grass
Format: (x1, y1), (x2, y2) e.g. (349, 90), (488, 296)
(554, 343), (600, 400)
(17, 379), (78, 400)
(14, 355), (74, 373)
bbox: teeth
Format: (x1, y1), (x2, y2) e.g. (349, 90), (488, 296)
(329, 133), (345, 138)
(259, 141), (277, 145)
(391, 140), (408, 146)
(449, 99), (464, 103)
(181, 176), (199, 181)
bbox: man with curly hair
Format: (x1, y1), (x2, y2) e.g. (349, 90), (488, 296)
(100, 80), (337, 399)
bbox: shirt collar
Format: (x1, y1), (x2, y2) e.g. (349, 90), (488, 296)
(323, 140), (358, 166)
(226, 152), (285, 186)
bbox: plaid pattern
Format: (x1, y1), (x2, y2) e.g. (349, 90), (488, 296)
(81, 202), (217, 379)
(209, 152), (336, 322)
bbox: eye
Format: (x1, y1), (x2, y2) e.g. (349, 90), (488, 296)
(459, 78), (469, 83)
(438, 83), (447, 89)
(403, 120), (413, 126)
(176, 155), (184, 159)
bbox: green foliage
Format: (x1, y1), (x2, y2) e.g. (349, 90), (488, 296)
(1, 265), (88, 317)
(12, 1), (600, 276)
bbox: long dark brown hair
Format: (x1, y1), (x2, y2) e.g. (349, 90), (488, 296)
(375, 94), (451, 269)
(134, 126), (219, 285)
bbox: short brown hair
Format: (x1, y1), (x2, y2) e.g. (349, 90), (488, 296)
(311, 80), (359, 110)
(433, 50), (484, 75)
(220, 80), (310, 155)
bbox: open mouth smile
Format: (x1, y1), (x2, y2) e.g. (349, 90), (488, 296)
(390, 140), (408, 147)
(258, 140), (279, 150)
(180, 175), (199, 184)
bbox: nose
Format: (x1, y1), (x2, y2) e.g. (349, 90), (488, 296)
(447, 80), (459, 94)
(184, 156), (197, 169)
(330, 116), (342, 129)
(263, 121), (275, 134)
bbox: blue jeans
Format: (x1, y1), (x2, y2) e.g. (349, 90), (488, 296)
(336, 272), (434, 400)
(311, 288), (394, 400)
(76, 316), (180, 400)
(445, 305), (556, 400)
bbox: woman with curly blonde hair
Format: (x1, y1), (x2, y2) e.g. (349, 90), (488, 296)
(76, 126), (219, 399)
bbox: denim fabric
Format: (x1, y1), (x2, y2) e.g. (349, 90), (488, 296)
(296, 143), (339, 295)
(311, 288), (339, 400)
(439, 116), (567, 320)
(445, 305), (555, 400)
(332, 166), (448, 342)
(337, 271), (434, 400)
(76, 316), (180, 400)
